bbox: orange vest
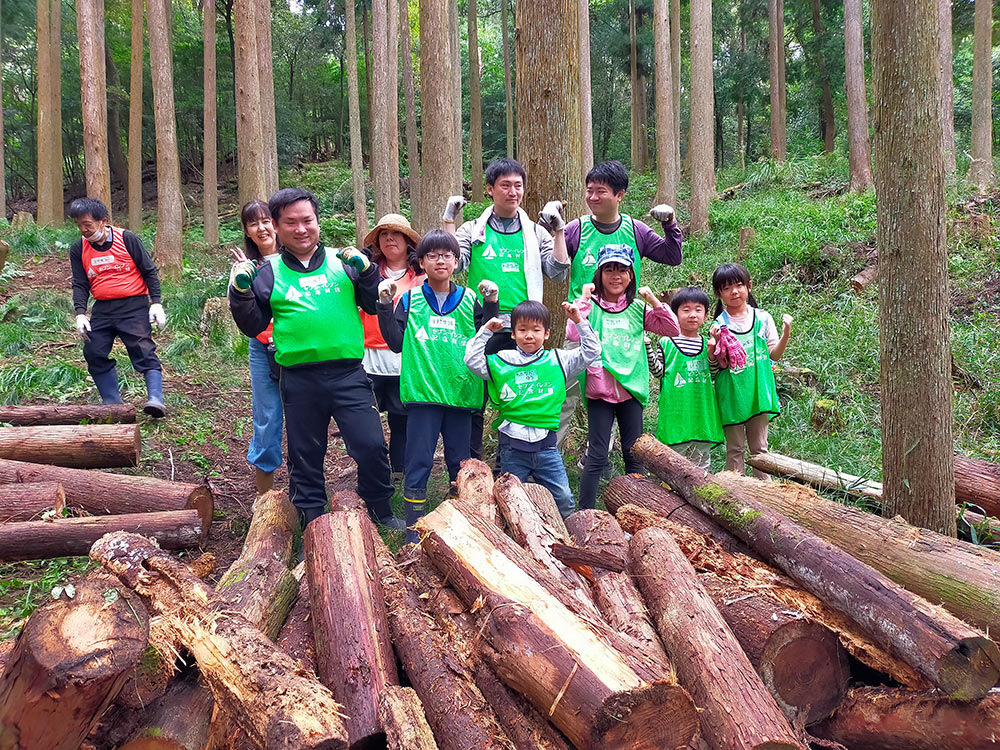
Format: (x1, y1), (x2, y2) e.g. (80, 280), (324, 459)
(81, 227), (149, 300)
(361, 268), (425, 349)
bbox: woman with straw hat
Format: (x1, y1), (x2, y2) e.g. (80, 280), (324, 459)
(361, 214), (424, 479)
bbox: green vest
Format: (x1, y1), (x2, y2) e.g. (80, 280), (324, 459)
(400, 286), (483, 409)
(589, 299), (650, 405)
(656, 337), (724, 446)
(487, 350), (566, 431)
(269, 251), (364, 366)
(569, 215), (640, 302)
(468, 224), (529, 313)
(713, 310), (780, 426)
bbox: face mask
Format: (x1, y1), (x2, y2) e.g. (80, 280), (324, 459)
(86, 227), (107, 244)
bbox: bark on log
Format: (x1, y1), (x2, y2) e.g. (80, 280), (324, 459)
(0, 457), (214, 535)
(811, 686), (1000, 749)
(119, 673), (216, 750)
(306, 511), (399, 749)
(0, 570), (150, 750)
(716, 471), (1000, 646)
(457, 458), (500, 526)
(276, 562), (317, 674)
(954, 454), (1000, 519)
(378, 686), (440, 750)
(523, 481), (569, 533)
(0, 481), (65, 521)
(0, 424), (140, 468)
(631, 434), (1000, 700)
(0, 509), (206, 562)
(564, 509), (629, 577)
(850, 264), (878, 293)
(415, 501), (699, 750)
(91, 532), (348, 750)
(0, 403), (137, 425)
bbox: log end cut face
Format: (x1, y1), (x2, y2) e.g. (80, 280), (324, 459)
(593, 681), (699, 750)
(762, 620), (850, 724)
(937, 636), (1000, 701)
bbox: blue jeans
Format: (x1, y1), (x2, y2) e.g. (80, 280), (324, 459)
(498, 444), (575, 518)
(247, 337), (283, 472)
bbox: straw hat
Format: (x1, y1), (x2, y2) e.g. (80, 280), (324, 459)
(363, 213), (421, 248)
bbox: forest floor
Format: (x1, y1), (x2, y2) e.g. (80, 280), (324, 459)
(1, 154), (998, 639)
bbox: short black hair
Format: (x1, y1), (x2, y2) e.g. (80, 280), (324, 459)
(669, 287), (711, 314)
(485, 158), (527, 187)
(585, 161), (629, 195)
(69, 197), (110, 222)
(415, 229), (460, 260)
(510, 300), (550, 330)
(269, 188), (318, 223)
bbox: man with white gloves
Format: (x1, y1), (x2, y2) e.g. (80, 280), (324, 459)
(69, 197), (168, 418)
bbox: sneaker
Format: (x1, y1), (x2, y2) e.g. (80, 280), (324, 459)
(375, 515), (406, 531)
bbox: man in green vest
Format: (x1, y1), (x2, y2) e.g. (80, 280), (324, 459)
(229, 188), (403, 531)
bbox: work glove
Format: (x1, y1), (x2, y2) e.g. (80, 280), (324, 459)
(229, 260), (258, 293)
(477, 279), (499, 303)
(650, 204), (676, 224)
(75, 314), (91, 337)
(442, 195), (467, 223)
(148, 303), (167, 331)
(714, 326), (747, 371)
(538, 200), (567, 232)
(378, 278), (397, 304)
(337, 246), (371, 273)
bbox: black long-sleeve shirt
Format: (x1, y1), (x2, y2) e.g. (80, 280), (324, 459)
(70, 230), (162, 315)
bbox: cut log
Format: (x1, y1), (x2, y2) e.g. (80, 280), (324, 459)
(715, 471), (1000, 646)
(631, 527), (805, 750)
(0, 403), (137, 425)
(378, 686), (440, 750)
(850, 264), (878, 293)
(550, 542), (626, 578)
(564, 509), (630, 577)
(276, 563), (317, 674)
(416, 501), (699, 750)
(522, 481), (568, 533)
(631, 434), (1000, 700)
(0, 481), (65, 521)
(119, 673), (216, 750)
(955, 454), (1000, 519)
(306, 511), (399, 749)
(0, 570), (150, 750)
(0, 509), (206, 562)
(811, 686), (1000, 749)
(456, 458), (500, 525)
(0, 424), (141, 468)
(91, 532), (349, 750)
(0, 457), (214, 535)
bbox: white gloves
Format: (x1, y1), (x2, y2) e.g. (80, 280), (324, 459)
(75, 314), (91, 337)
(538, 200), (567, 232)
(442, 195), (467, 223)
(149, 303), (167, 330)
(650, 204), (676, 224)
(378, 278), (398, 304)
(478, 279), (499, 303)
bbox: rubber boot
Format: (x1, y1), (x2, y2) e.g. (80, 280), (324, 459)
(92, 369), (124, 405)
(404, 499), (425, 545)
(296, 506), (327, 562)
(143, 369), (166, 418)
(254, 467), (274, 496)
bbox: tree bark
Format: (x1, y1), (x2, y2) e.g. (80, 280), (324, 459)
(689, 0), (713, 232)
(968, 0), (994, 189)
(0, 481), (65, 522)
(255, 0), (278, 195)
(872, 0), (955, 535)
(91, 532), (349, 750)
(502, 0), (514, 157)
(36, 0), (64, 225)
(119, 673), (216, 750)
(386, 0), (400, 209)
(631, 527), (805, 750)
(811, 0), (835, 153)
(768, 0), (786, 160)
(844, 0), (873, 190)
(653, 0), (676, 205)
(378, 686), (439, 750)
(128, 0), (144, 230)
(146, 0), (184, 276)
(629, 0), (642, 170)
(449, 0), (463, 195)
(233, 0), (266, 207)
(940, 0), (956, 172)
(631, 434), (1000, 699)
(371, 0), (393, 218)
(363, 3), (373, 172)
(0, 423), (140, 468)
(0, 9), (5, 220)
(346, 0), (369, 247)
(0, 457), (214, 535)
(306, 511), (399, 748)
(0, 571), (149, 749)
(579, 0), (593, 177)
(276, 563), (317, 674)
(78, 0), (112, 207)
(105, 47), (129, 190)
(670, 0), (681, 184)
(421, 0), (459, 232)
(204, 0), (219, 244)
(954, 454), (1000, 518)
(456, 458), (501, 526)
(811, 686), (1000, 749)
(0, 509), (205, 562)
(469, 0), (484, 203)
(399, 0), (420, 229)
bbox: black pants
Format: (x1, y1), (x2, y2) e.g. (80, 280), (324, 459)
(280, 361), (394, 520)
(370, 374), (407, 474)
(470, 330), (515, 461)
(578, 397), (644, 509)
(83, 306), (161, 376)
(403, 404), (471, 500)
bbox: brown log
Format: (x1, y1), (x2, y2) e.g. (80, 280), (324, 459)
(276, 562), (317, 674)
(850, 264), (878, 293)
(416, 501), (699, 750)
(0, 509), (205, 562)
(522, 481), (568, 533)
(564, 509), (630, 577)
(91, 533), (347, 750)
(715, 471), (1000, 647)
(0, 457), (214, 536)
(550, 542), (625, 578)
(811, 686), (1000, 749)
(630, 527), (805, 750)
(0, 423), (140, 468)
(954, 454), (1000, 519)
(378, 686), (440, 750)
(632, 434), (1000, 700)
(119, 673), (216, 750)
(0, 403), (137, 425)
(306, 511), (399, 749)
(0, 481), (65, 521)
(0, 570), (150, 750)
(457, 457), (500, 525)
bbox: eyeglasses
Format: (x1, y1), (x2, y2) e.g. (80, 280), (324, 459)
(424, 251), (456, 261)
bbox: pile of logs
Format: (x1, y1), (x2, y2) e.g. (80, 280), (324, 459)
(0, 403), (213, 561)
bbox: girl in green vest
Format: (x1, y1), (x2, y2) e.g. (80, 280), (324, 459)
(567, 244), (681, 509)
(711, 263), (793, 480)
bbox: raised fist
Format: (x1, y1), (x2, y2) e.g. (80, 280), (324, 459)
(378, 278), (398, 303)
(538, 200), (567, 232)
(485, 317), (505, 333)
(337, 246), (371, 273)
(442, 195), (467, 223)
(230, 260), (258, 293)
(477, 279), (499, 303)
(649, 204), (675, 224)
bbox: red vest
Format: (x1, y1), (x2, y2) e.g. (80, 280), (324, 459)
(361, 267), (425, 349)
(81, 227), (149, 300)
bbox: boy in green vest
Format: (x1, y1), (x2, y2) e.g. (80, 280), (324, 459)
(229, 188), (403, 532)
(647, 287), (724, 470)
(465, 299), (601, 518)
(376, 230), (499, 542)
